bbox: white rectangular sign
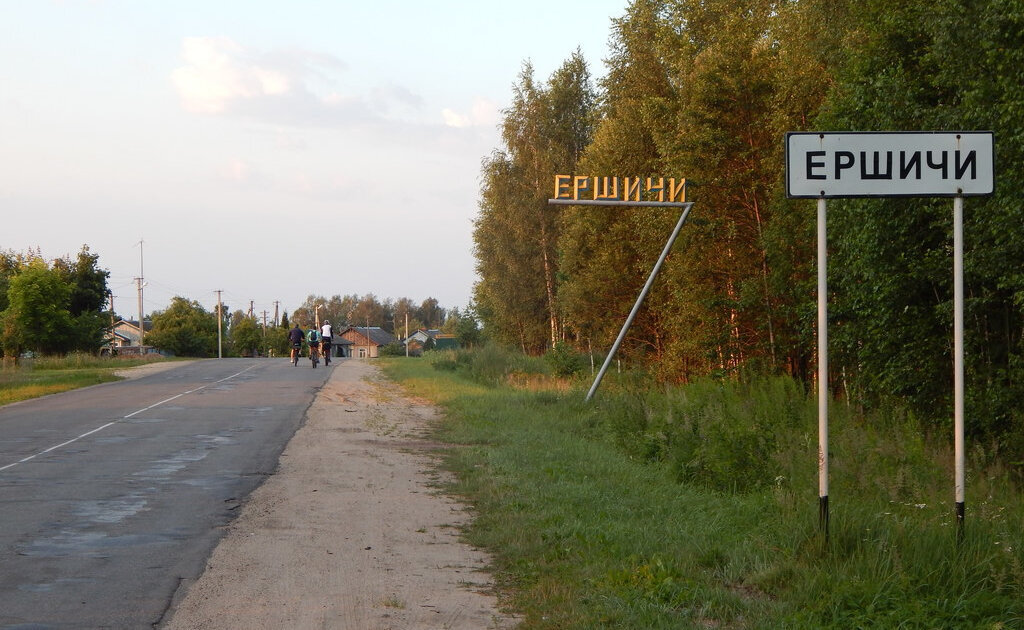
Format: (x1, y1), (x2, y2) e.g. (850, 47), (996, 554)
(786, 131), (994, 198)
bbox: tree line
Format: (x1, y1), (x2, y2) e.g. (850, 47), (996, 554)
(473, 0), (1024, 439)
(221, 293), (480, 358)
(131, 293), (477, 358)
(1, 246), (475, 360)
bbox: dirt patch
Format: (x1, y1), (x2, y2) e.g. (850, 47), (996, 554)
(114, 360), (196, 380)
(162, 359), (516, 629)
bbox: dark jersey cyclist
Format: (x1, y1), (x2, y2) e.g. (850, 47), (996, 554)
(288, 324), (304, 366)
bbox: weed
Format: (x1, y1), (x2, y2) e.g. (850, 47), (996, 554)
(379, 594), (405, 609)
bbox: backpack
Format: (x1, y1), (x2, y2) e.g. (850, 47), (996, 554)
(306, 329), (319, 343)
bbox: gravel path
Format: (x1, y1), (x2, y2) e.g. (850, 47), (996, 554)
(162, 358), (515, 629)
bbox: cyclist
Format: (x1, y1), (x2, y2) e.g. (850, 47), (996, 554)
(320, 320), (333, 366)
(306, 326), (321, 368)
(287, 324), (304, 366)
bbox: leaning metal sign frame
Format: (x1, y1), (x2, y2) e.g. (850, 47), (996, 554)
(549, 175), (691, 402)
(786, 131), (995, 541)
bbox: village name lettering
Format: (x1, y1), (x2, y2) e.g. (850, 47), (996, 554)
(802, 149), (979, 182)
(553, 175), (686, 203)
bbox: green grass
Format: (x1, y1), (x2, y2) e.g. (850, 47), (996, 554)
(382, 350), (1024, 629)
(0, 353), (171, 406)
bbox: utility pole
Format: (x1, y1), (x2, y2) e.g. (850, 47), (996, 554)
(215, 290), (223, 359)
(248, 300), (254, 319)
(135, 277), (144, 348)
(262, 310), (268, 357)
(108, 292), (116, 352)
(273, 301), (280, 327)
(135, 238), (145, 348)
(405, 312), (409, 357)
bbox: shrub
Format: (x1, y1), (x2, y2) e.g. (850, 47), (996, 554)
(428, 348), (470, 372)
(427, 344), (549, 387)
(468, 344), (516, 386)
(378, 342), (406, 357)
(544, 342), (584, 378)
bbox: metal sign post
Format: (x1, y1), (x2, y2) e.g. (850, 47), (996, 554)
(817, 196), (829, 538)
(786, 131), (993, 542)
(549, 176), (691, 402)
(578, 201), (693, 402)
(954, 194), (965, 540)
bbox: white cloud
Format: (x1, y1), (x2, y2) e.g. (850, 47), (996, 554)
(442, 97), (499, 128)
(171, 37), (423, 129)
(172, 37), (292, 114)
(441, 108), (470, 128)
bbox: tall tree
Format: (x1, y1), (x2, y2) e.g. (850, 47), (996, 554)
(53, 245), (112, 352)
(475, 149), (551, 352)
(417, 297), (445, 329)
(229, 313), (262, 357)
(2, 261), (74, 356)
(348, 294), (387, 328)
(474, 53), (597, 352)
(820, 0), (1024, 434)
(147, 297), (217, 357)
(559, 0), (682, 370)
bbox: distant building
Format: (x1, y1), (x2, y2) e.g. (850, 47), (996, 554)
(403, 328), (459, 355)
(337, 326), (398, 358)
(111, 319), (151, 346)
(106, 319), (157, 355)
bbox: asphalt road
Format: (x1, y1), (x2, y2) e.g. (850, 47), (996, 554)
(0, 358), (330, 629)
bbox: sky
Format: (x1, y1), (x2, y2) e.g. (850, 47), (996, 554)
(0, 0), (628, 321)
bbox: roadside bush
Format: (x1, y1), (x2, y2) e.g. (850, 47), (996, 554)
(467, 343), (517, 386)
(544, 342), (584, 378)
(378, 342), (406, 357)
(428, 348), (471, 372)
(599, 376), (813, 493)
(667, 377), (812, 492)
(427, 344), (548, 387)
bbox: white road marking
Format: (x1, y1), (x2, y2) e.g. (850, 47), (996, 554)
(0, 363), (259, 473)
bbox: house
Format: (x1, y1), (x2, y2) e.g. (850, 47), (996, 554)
(432, 333), (459, 350)
(403, 329), (459, 354)
(106, 319), (156, 355)
(403, 329), (432, 354)
(337, 326), (398, 358)
(112, 319), (150, 346)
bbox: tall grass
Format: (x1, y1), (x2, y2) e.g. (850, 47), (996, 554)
(0, 352), (168, 405)
(382, 347), (1024, 628)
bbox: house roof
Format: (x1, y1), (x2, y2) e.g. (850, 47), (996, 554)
(405, 330), (431, 343)
(114, 319), (153, 332)
(345, 326), (398, 347)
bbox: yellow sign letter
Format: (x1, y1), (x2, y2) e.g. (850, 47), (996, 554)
(553, 174), (572, 200)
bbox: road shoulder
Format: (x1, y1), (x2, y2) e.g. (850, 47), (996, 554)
(161, 358), (515, 629)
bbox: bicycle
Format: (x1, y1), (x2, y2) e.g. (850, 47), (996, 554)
(309, 343), (320, 368)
